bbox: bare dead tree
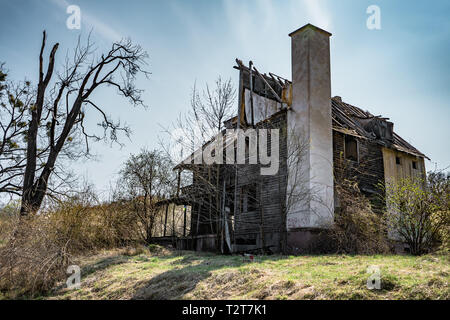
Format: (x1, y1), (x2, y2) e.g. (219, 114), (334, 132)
(19, 31), (149, 215)
(160, 77), (235, 241)
(191, 77), (235, 134)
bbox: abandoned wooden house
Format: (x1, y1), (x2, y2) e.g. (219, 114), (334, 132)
(160, 24), (428, 254)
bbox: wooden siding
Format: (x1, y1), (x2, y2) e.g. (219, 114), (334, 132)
(187, 114), (425, 252)
(332, 131), (386, 211)
(382, 147), (426, 183)
(234, 111), (288, 250)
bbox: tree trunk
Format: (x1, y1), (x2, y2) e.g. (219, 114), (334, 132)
(20, 32), (59, 215)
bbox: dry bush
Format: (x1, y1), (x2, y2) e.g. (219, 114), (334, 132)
(311, 154), (390, 254)
(0, 213), (72, 298)
(330, 179), (389, 254)
(0, 200), (20, 246)
(0, 189), (176, 298)
(46, 201), (139, 252)
(312, 178), (389, 254)
(0, 195), (143, 298)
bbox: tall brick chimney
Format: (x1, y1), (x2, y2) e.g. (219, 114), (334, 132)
(286, 24), (334, 250)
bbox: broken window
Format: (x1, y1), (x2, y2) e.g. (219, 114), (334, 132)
(412, 161), (418, 170)
(240, 184), (258, 213)
(396, 156), (401, 165)
(344, 135), (358, 161)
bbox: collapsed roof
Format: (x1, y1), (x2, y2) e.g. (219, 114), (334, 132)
(234, 59), (428, 160)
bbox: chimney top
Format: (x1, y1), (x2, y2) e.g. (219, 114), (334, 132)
(333, 96), (342, 102)
(289, 23), (332, 38)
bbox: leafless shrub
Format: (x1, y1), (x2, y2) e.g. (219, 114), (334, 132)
(0, 211), (72, 298)
(383, 171), (450, 255)
(0, 190), (143, 297)
(329, 178), (389, 254)
(312, 156), (390, 254)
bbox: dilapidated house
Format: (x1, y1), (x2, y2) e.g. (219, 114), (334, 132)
(163, 24), (427, 254)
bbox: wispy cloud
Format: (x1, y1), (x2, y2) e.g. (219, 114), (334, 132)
(48, 0), (123, 42)
(304, 0), (332, 30)
(222, 0), (285, 54)
(292, 0), (332, 30)
(223, 0), (332, 51)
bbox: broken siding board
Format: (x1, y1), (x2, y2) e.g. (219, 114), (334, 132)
(243, 89), (283, 124)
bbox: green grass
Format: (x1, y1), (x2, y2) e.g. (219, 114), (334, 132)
(45, 247), (449, 300)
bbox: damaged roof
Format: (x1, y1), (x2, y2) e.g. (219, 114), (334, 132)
(234, 59), (428, 160)
(331, 97), (428, 159)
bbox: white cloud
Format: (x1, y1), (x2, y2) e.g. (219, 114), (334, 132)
(302, 0), (332, 30)
(286, 0), (332, 31)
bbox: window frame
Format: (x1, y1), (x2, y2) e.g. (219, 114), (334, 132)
(240, 183), (258, 213)
(344, 134), (359, 163)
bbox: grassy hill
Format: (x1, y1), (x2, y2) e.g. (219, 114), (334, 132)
(45, 246), (449, 300)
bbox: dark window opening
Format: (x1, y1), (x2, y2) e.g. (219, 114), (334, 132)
(245, 136), (250, 160)
(396, 156), (401, 165)
(344, 135), (358, 161)
(412, 161), (418, 170)
(240, 184), (258, 213)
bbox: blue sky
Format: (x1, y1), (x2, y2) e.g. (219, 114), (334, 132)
(0, 0), (449, 196)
